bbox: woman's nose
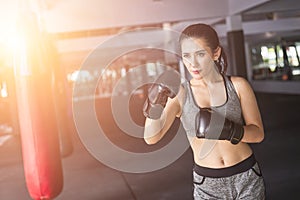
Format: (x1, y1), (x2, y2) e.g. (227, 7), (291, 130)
(190, 55), (199, 66)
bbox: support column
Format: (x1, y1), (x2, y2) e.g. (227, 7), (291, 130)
(226, 15), (247, 79)
(163, 22), (178, 69)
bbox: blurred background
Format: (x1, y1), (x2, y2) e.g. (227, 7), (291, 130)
(0, 0), (300, 199)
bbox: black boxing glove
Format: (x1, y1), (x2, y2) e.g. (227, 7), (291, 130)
(143, 70), (180, 120)
(143, 83), (176, 119)
(195, 108), (244, 145)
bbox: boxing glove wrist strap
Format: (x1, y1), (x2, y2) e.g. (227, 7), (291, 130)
(229, 125), (244, 145)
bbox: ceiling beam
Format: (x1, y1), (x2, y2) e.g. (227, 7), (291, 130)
(228, 0), (271, 15)
(215, 17), (300, 38)
(244, 0), (300, 14)
(44, 0), (228, 33)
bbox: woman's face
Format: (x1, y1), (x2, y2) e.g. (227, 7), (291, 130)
(181, 37), (220, 80)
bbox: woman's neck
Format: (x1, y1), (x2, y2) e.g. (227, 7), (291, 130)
(190, 73), (223, 87)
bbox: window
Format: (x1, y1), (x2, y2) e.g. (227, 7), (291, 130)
(250, 40), (300, 81)
(286, 46), (299, 66)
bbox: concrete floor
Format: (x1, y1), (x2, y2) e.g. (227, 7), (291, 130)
(0, 92), (300, 200)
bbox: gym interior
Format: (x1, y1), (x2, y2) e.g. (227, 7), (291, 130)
(0, 0), (300, 199)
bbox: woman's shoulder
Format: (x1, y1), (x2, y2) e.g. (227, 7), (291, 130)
(227, 76), (253, 97)
(228, 76), (250, 86)
(227, 75), (245, 82)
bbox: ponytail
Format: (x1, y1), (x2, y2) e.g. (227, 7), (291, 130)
(214, 46), (228, 75)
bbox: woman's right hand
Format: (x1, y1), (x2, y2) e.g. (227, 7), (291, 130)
(143, 70), (183, 145)
(143, 69), (181, 120)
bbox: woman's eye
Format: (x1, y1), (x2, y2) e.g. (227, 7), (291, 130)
(196, 52), (205, 57)
(183, 54), (190, 59)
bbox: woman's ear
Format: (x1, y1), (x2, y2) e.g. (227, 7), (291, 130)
(213, 46), (222, 61)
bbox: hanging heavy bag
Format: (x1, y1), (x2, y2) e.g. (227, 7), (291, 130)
(14, 11), (63, 200)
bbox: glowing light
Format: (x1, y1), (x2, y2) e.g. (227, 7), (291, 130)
(292, 69), (300, 76)
(0, 18), (27, 65)
(0, 82), (8, 98)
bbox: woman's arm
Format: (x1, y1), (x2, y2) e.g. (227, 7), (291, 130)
(231, 77), (264, 143)
(144, 87), (183, 145)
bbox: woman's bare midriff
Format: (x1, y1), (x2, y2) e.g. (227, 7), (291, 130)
(189, 137), (253, 168)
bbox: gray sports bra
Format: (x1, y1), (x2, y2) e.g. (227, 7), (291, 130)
(180, 75), (244, 137)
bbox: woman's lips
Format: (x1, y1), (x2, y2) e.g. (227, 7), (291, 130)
(191, 69), (200, 74)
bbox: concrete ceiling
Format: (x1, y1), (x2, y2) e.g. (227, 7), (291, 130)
(42, 0), (300, 51)
(1, 0), (300, 66)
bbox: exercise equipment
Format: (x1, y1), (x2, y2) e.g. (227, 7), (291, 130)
(13, 10), (63, 199)
(143, 69), (181, 119)
(195, 108), (244, 144)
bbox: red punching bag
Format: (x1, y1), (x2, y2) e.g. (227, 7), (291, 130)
(13, 10), (63, 200)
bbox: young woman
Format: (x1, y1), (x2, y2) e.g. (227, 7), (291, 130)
(143, 23), (266, 199)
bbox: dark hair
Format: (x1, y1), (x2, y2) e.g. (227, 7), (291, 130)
(179, 23), (228, 74)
